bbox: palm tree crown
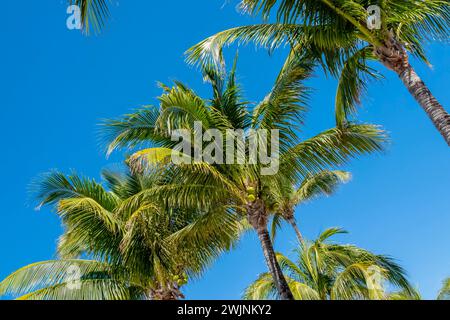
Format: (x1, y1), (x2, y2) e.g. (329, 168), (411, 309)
(270, 170), (351, 243)
(244, 228), (415, 300)
(102, 52), (386, 299)
(0, 166), (239, 300)
(187, 0), (450, 145)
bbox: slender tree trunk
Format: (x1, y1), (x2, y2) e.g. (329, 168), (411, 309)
(288, 217), (305, 246)
(256, 227), (295, 300)
(247, 199), (294, 300)
(397, 65), (450, 146)
(375, 33), (450, 146)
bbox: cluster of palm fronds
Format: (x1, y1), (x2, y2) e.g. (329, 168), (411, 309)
(0, 50), (403, 300)
(186, 0), (450, 144)
(0, 169), (240, 300)
(1, 0), (449, 300)
(245, 228), (417, 300)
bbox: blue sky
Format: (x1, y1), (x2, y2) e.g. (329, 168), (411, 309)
(1, 1), (449, 300)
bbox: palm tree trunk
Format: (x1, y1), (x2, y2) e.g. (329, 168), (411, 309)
(247, 199), (294, 300)
(397, 65), (450, 146)
(375, 34), (450, 146)
(147, 284), (183, 300)
(288, 217), (305, 246)
(256, 227), (295, 300)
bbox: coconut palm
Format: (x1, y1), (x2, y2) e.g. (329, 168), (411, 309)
(270, 170), (351, 244)
(0, 166), (239, 300)
(102, 51), (386, 299)
(244, 228), (414, 300)
(187, 0), (450, 146)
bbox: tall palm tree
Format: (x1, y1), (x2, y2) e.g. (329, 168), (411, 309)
(244, 228), (414, 300)
(102, 51), (387, 299)
(0, 166), (239, 300)
(187, 0), (450, 145)
(270, 170), (351, 244)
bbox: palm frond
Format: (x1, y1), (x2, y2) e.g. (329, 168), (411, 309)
(335, 46), (382, 126)
(294, 170), (351, 205)
(437, 278), (450, 300)
(279, 123), (386, 181)
(252, 47), (314, 150)
(101, 106), (173, 157)
(0, 260), (120, 298)
(186, 23), (356, 68)
(389, 287), (422, 300)
(70, 0), (110, 34)
(18, 279), (143, 300)
(243, 273), (278, 300)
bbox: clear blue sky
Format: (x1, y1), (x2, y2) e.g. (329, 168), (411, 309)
(1, 1), (449, 300)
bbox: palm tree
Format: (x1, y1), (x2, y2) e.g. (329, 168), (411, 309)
(0, 166), (239, 300)
(270, 170), (351, 244)
(102, 51), (387, 299)
(187, 0), (450, 145)
(244, 228), (414, 300)
(437, 278), (450, 300)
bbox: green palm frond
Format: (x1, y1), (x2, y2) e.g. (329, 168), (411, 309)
(186, 23), (357, 69)
(210, 54), (251, 130)
(58, 197), (121, 234)
(276, 253), (305, 279)
(243, 273), (278, 300)
(253, 47), (314, 149)
(294, 170), (351, 205)
(187, 24), (299, 67)
(279, 123), (386, 181)
(158, 81), (213, 130)
(389, 287), (422, 300)
(70, 0), (110, 34)
(239, 0), (345, 25)
(289, 280), (321, 300)
(330, 262), (384, 300)
(437, 278), (450, 300)
(166, 208), (241, 277)
(0, 260), (133, 299)
(335, 47), (382, 126)
(270, 214), (284, 241)
(18, 279), (143, 301)
(101, 168), (146, 201)
(32, 171), (119, 211)
(315, 227), (347, 243)
(101, 106), (173, 156)
(238, 0), (449, 54)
